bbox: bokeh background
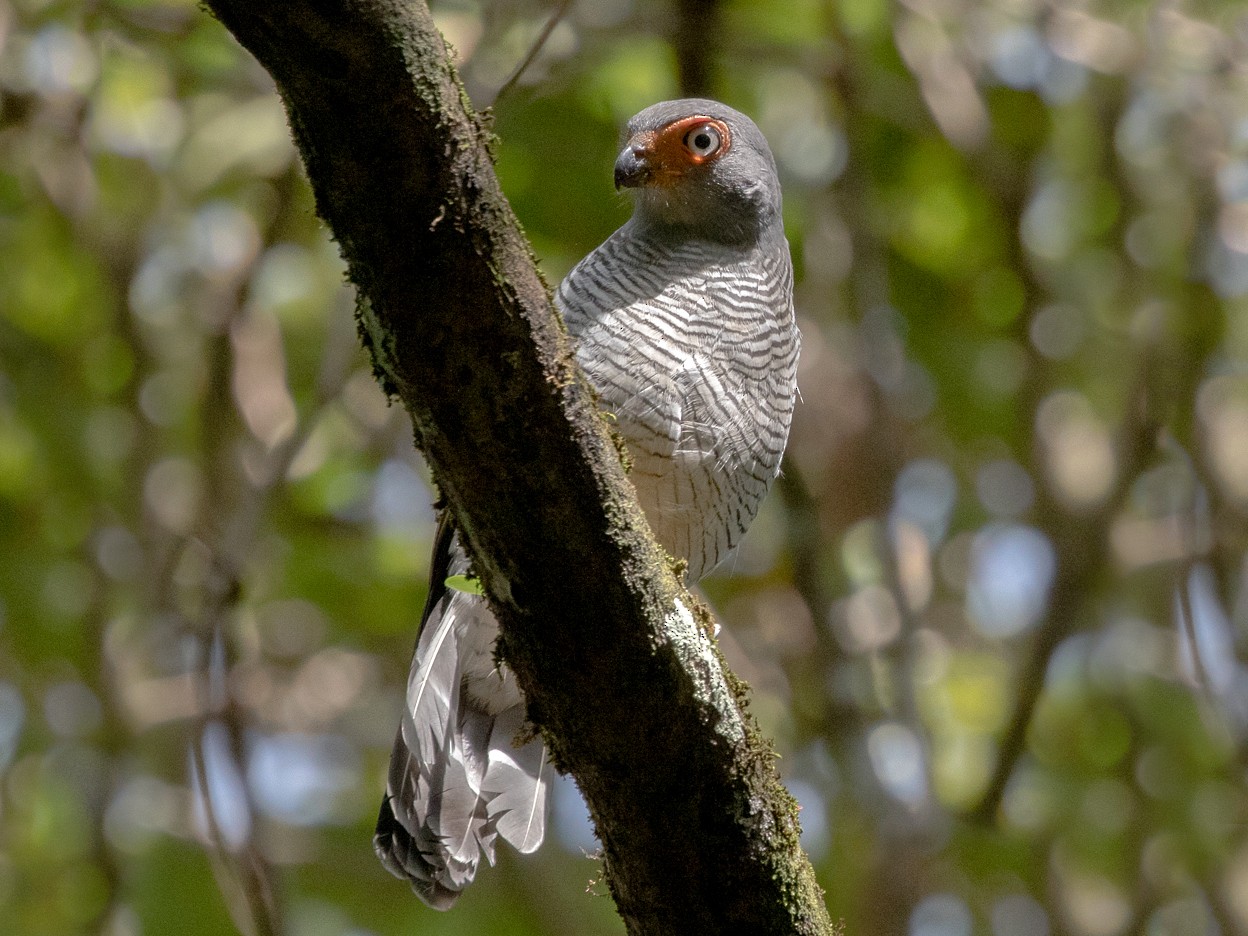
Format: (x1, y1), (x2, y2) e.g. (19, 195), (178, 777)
(2, 0), (1248, 933)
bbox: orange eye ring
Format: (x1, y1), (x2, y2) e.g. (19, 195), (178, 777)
(666, 116), (731, 165)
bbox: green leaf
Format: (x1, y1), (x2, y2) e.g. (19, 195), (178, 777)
(444, 574), (484, 595)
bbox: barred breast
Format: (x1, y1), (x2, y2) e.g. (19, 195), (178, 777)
(556, 220), (799, 581)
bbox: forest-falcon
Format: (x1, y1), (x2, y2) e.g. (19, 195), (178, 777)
(374, 98), (800, 909)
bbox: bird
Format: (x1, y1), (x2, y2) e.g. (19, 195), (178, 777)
(373, 98), (800, 910)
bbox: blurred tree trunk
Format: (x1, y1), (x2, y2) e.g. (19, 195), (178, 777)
(674, 0), (722, 96)
(200, 1), (834, 933)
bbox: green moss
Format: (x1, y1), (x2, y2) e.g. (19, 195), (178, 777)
(605, 420), (633, 473)
(353, 294), (401, 399)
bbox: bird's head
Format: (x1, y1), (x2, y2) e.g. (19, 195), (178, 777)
(614, 98), (783, 245)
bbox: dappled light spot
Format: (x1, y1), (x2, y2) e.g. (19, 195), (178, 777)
(23, 25), (97, 96)
(786, 778), (831, 861)
(247, 732), (360, 827)
(1077, 779), (1134, 839)
(757, 70), (848, 187)
(41, 559), (93, 621)
(288, 649), (375, 728)
(869, 722), (929, 811)
(138, 369), (195, 427)
(231, 308), (297, 450)
(893, 458), (957, 546)
(1052, 864), (1130, 936)
(1036, 391), (1115, 509)
(104, 774), (181, 855)
(1147, 898), (1217, 936)
(143, 457), (203, 534)
(179, 96), (293, 191)
(896, 17), (987, 149)
(990, 894), (1049, 936)
(838, 584), (901, 653)
(910, 893), (972, 936)
(894, 519), (934, 612)
(967, 524), (1054, 639)
(1198, 376), (1248, 504)
(87, 49), (184, 163)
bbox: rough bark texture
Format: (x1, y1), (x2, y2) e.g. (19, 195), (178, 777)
(201, 2), (833, 933)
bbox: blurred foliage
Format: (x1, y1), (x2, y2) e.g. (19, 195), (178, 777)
(2, 0), (1248, 934)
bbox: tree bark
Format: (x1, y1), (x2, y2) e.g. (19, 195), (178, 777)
(201, 2), (833, 933)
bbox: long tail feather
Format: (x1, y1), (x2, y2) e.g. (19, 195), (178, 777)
(374, 522), (550, 909)
(483, 705), (549, 854)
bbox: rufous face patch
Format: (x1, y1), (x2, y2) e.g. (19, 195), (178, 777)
(623, 115), (732, 187)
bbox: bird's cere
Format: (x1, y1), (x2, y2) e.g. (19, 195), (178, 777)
(375, 98), (800, 909)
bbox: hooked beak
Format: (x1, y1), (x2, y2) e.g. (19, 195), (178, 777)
(613, 135), (654, 190)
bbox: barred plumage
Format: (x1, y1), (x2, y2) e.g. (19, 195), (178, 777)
(375, 98), (799, 909)
(558, 226), (797, 578)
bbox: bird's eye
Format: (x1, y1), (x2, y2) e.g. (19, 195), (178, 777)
(684, 124), (722, 158)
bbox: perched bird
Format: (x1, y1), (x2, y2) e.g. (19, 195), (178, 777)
(374, 98), (800, 909)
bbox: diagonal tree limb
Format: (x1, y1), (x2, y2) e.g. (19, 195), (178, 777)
(199, 2), (833, 932)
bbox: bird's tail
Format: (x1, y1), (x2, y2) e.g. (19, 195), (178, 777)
(374, 523), (549, 910)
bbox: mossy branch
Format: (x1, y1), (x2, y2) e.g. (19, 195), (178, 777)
(201, 1), (833, 932)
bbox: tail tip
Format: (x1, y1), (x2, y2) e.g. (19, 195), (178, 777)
(374, 796), (463, 911)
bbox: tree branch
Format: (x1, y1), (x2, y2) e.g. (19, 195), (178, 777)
(674, 0), (722, 96)
(199, 2), (832, 932)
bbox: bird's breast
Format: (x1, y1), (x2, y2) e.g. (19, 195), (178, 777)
(558, 234), (798, 580)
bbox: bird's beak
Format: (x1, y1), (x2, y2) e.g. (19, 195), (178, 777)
(614, 133), (655, 190)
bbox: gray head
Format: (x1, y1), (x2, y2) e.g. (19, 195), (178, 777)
(613, 98), (783, 246)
